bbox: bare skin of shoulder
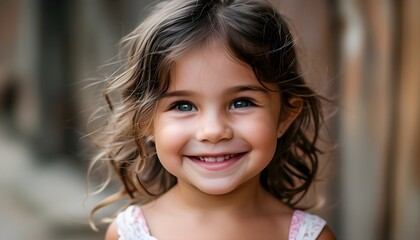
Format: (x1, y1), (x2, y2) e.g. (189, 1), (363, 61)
(104, 219), (118, 240)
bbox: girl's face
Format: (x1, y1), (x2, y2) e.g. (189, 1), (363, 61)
(152, 42), (297, 195)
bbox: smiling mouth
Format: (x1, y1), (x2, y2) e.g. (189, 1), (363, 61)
(192, 153), (242, 163)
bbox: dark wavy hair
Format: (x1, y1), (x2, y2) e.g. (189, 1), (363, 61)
(88, 0), (325, 228)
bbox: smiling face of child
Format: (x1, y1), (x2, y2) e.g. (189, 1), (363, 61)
(151, 41), (296, 196)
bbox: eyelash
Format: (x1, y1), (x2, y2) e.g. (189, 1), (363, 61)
(169, 98), (257, 112)
(169, 101), (197, 112)
(230, 98), (256, 109)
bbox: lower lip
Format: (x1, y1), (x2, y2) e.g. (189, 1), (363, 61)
(188, 153), (246, 171)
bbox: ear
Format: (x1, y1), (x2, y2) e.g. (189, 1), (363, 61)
(277, 97), (303, 138)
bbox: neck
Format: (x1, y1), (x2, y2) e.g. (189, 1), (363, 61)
(168, 176), (268, 215)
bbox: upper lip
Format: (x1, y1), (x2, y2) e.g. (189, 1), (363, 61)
(187, 153), (244, 163)
(193, 153), (232, 157)
(186, 152), (244, 157)
(183, 141), (250, 158)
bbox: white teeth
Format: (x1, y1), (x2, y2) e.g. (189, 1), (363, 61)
(197, 154), (236, 162)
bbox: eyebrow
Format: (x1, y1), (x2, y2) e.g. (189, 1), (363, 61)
(160, 84), (271, 99)
(160, 90), (195, 98)
(227, 85), (272, 95)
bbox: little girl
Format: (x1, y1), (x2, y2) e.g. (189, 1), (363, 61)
(89, 0), (335, 239)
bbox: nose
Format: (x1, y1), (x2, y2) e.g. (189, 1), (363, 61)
(195, 111), (233, 143)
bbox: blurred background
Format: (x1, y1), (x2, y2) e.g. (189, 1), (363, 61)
(0, 0), (418, 239)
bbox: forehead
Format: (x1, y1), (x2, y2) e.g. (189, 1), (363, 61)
(174, 44), (250, 79)
(168, 41), (278, 92)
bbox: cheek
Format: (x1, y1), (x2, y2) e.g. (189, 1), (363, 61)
(253, 126), (278, 155)
(236, 113), (279, 152)
(153, 121), (189, 165)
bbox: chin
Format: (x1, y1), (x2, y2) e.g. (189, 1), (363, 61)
(193, 181), (242, 196)
(200, 189), (236, 196)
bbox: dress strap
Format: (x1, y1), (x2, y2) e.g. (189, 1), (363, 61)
(288, 210), (326, 240)
(116, 205), (157, 240)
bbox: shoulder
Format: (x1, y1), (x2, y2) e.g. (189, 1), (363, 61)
(104, 205), (140, 240)
(107, 205), (156, 240)
(317, 225), (336, 240)
(289, 210), (335, 240)
(105, 219), (119, 240)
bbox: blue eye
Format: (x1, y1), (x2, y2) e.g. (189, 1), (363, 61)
(231, 99), (253, 109)
(174, 102), (196, 112)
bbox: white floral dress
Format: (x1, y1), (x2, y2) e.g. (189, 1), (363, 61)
(116, 205), (326, 240)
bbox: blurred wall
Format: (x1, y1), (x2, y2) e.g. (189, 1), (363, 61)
(0, 0), (419, 239)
